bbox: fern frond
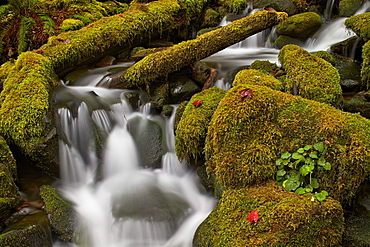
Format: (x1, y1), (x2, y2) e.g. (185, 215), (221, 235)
(17, 16), (36, 53)
(0, 5), (13, 17)
(38, 13), (56, 36)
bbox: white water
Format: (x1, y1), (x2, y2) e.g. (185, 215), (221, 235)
(55, 83), (216, 246)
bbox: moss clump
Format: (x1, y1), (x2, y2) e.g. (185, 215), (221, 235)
(273, 34), (304, 49)
(124, 10), (287, 88)
(219, 0), (247, 14)
(193, 182), (344, 247)
(0, 52), (58, 155)
(0, 135), (22, 224)
(205, 83), (370, 204)
(201, 7), (221, 28)
(313, 50), (335, 65)
(278, 44), (342, 106)
(345, 12), (370, 42)
(39, 185), (76, 242)
(276, 12), (322, 38)
(175, 87), (226, 162)
(232, 69), (283, 90)
(59, 18), (85, 32)
(361, 41), (370, 88)
(249, 60), (278, 74)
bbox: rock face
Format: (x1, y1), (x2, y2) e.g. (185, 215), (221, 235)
(193, 182), (344, 247)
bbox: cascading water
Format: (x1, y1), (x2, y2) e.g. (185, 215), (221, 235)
(53, 68), (216, 246)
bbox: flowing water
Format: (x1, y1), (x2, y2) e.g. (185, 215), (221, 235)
(52, 3), (369, 246)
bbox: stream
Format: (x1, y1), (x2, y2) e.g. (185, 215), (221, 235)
(52, 3), (370, 246)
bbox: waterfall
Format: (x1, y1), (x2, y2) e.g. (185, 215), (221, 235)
(324, 0), (336, 20)
(54, 78), (216, 246)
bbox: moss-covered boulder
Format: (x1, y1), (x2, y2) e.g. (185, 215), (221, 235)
(339, 0), (363, 17)
(205, 83), (370, 204)
(193, 182), (344, 247)
(276, 12), (322, 39)
(219, 0), (247, 14)
(279, 44), (343, 106)
(343, 91), (370, 119)
(273, 34), (305, 49)
(0, 212), (53, 247)
(175, 87), (226, 162)
(232, 69), (283, 90)
(249, 60), (278, 74)
(39, 185), (76, 242)
(253, 0), (308, 16)
(0, 136), (22, 224)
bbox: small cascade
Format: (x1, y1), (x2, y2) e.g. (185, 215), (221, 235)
(324, 0), (336, 20)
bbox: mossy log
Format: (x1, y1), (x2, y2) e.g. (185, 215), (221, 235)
(193, 182), (344, 247)
(124, 10), (288, 88)
(205, 82), (370, 205)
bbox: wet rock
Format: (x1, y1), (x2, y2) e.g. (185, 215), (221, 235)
(96, 55), (116, 67)
(339, 0), (363, 17)
(330, 36), (364, 62)
(253, 0), (305, 15)
(343, 91), (370, 119)
(332, 53), (362, 91)
(161, 105), (174, 117)
(273, 34), (305, 49)
(131, 47), (168, 62)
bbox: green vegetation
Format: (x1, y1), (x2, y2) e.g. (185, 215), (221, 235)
(278, 44), (343, 106)
(193, 182), (344, 247)
(275, 142), (331, 202)
(276, 12), (322, 38)
(175, 87), (226, 162)
(232, 69), (283, 90)
(218, 0), (247, 14)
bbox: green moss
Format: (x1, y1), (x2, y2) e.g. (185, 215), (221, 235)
(201, 7), (220, 28)
(339, 0), (363, 17)
(361, 41), (370, 89)
(124, 10), (288, 88)
(276, 12), (322, 38)
(193, 182), (344, 247)
(39, 185), (76, 242)
(175, 87), (226, 162)
(174, 100), (188, 133)
(0, 52), (58, 155)
(232, 69), (283, 90)
(345, 12), (370, 42)
(249, 60), (278, 74)
(278, 44), (342, 106)
(273, 34), (304, 49)
(59, 18), (85, 32)
(205, 83), (370, 204)
(219, 0), (246, 14)
(313, 50), (335, 65)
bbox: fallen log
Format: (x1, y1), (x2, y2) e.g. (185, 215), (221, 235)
(124, 10), (287, 88)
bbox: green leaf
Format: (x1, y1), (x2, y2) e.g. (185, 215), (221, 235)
(323, 162), (331, 170)
(299, 164), (313, 176)
(297, 148), (305, 154)
(288, 170), (301, 180)
(311, 178), (319, 188)
(313, 142), (325, 153)
(303, 145), (312, 151)
(317, 156), (326, 166)
(309, 151), (318, 159)
(295, 187), (306, 195)
(292, 152), (304, 160)
(283, 178), (300, 191)
(315, 190), (329, 202)
(281, 152), (291, 159)
(282, 158), (290, 166)
(305, 157), (314, 165)
(276, 169), (286, 180)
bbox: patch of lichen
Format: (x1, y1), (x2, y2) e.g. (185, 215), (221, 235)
(219, 0), (246, 14)
(0, 52), (58, 155)
(278, 44), (343, 107)
(175, 87), (226, 162)
(232, 69), (283, 90)
(276, 12), (322, 38)
(38, 0), (182, 71)
(124, 10), (288, 87)
(193, 182), (344, 247)
(39, 185), (76, 242)
(345, 12), (370, 42)
(249, 60), (278, 74)
(205, 83), (370, 204)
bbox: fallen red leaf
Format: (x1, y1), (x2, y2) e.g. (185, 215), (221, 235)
(87, 24), (93, 28)
(239, 88), (253, 99)
(247, 210), (258, 223)
(192, 100), (203, 107)
(35, 50), (44, 54)
(118, 14), (124, 17)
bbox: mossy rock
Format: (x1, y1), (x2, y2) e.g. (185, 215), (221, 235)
(201, 7), (221, 28)
(0, 135), (22, 224)
(175, 87), (226, 162)
(205, 83), (370, 204)
(232, 69), (283, 90)
(361, 41), (370, 89)
(313, 51), (335, 65)
(273, 35), (305, 49)
(193, 182), (344, 247)
(0, 212), (53, 247)
(343, 91), (370, 119)
(330, 36), (364, 62)
(174, 100), (188, 133)
(276, 12), (322, 39)
(59, 18), (85, 32)
(345, 12), (370, 42)
(249, 60), (278, 74)
(218, 0), (247, 14)
(39, 185), (76, 242)
(278, 44), (343, 106)
(339, 0), (363, 17)
(253, 0), (307, 16)
(331, 53), (362, 91)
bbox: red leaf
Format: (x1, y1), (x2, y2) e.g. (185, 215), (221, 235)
(247, 210), (259, 223)
(192, 100), (203, 107)
(35, 50), (44, 54)
(118, 14), (124, 17)
(87, 24), (93, 28)
(239, 88), (253, 99)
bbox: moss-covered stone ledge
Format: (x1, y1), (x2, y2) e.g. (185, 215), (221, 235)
(278, 44), (343, 107)
(175, 87), (226, 162)
(205, 83), (370, 204)
(232, 69), (283, 89)
(0, 135), (22, 224)
(193, 182), (344, 247)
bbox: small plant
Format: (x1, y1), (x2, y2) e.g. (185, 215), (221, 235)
(275, 141), (331, 202)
